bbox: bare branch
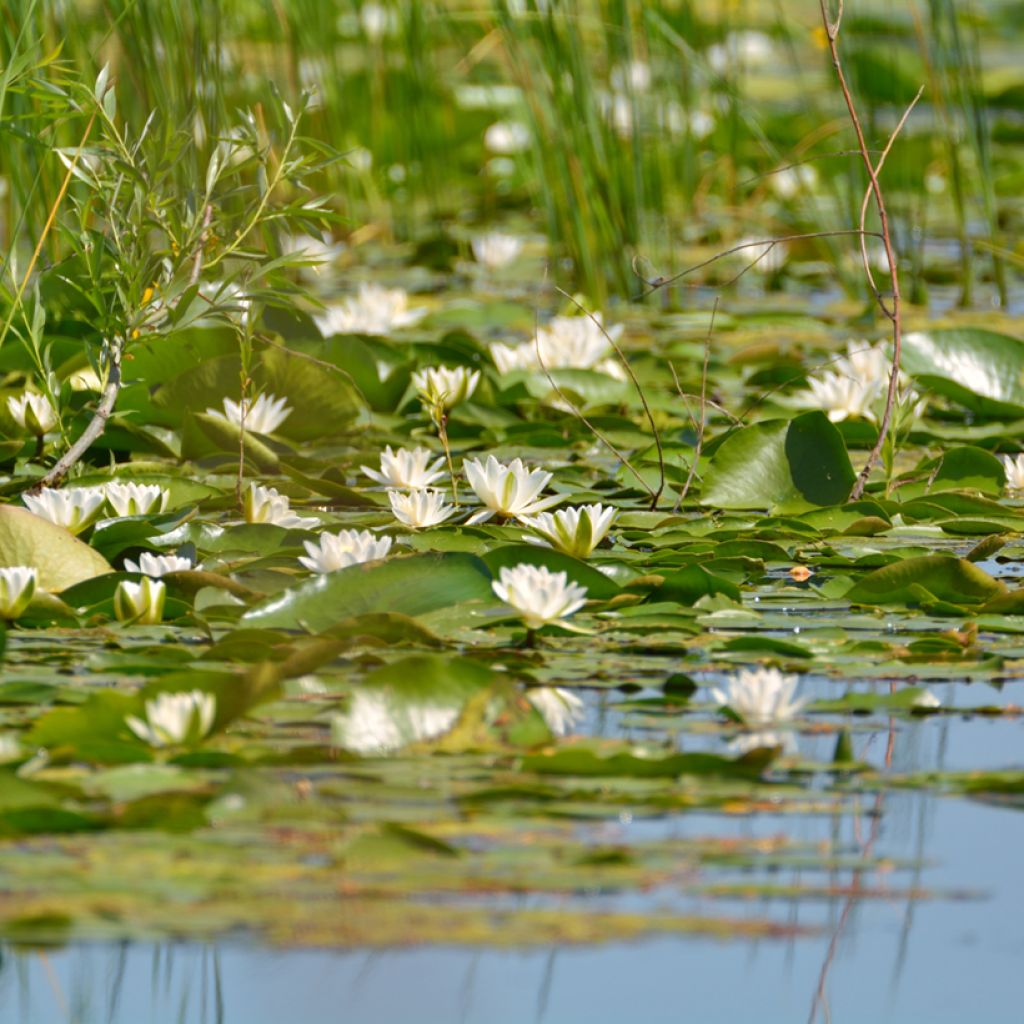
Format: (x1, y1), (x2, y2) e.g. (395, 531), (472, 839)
(554, 287), (665, 510)
(633, 229), (881, 301)
(817, 0), (914, 500)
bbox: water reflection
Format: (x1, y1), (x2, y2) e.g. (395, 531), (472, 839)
(3, 791), (1019, 1022)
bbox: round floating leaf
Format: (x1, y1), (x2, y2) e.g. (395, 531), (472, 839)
(902, 328), (1024, 417)
(701, 412), (854, 512)
(0, 506), (112, 590)
(242, 552), (494, 631)
(845, 555), (1004, 607)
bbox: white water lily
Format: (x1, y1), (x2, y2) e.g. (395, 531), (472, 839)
(114, 577), (166, 625)
(727, 730), (799, 757)
(471, 233), (524, 269)
(104, 481), (169, 517)
(463, 455), (558, 524)
(208, 393), (291, 435)
(526, 687), (585, 736)
(913, 688), (942, 710)
(244, 483), (320, 529)
(123, 553), (192, 577)
(314, 283), (427, 337)
(413, 365), (481, 410)
(490, 313), (625, 379)
(710, 668), (807, 725)
(484, 120), (530, 154)
(23, 486), (105, 534)
(126, 690), (216, 748)
(707, 30), (776, 74)
(7, 393), (58, 434)
(1003, 454), (1024, 493)
(0, 566), (37, 619)
(388, 488), (455, 529)
(279, 231), (343, 274)
(361, 445), (446, 489)
(802, 342), (919, 424)
(520, 503), (617, 558)
(770, 164), (819, 200)
(0, 733), (22, 763)
(298, 528), (392, 573)
(492, 563), (588, 630)
(331, 690), (459, 755)
(806, 370), (880, 423)
(735, 237), (787, 275)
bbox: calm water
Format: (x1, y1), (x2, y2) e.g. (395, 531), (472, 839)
(3, 712), (1021, 1024)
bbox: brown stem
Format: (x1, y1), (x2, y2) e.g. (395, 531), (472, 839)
(27, 338), (123, 493)
(818, 0), (908, 501)
(554, 287), (665, 510)
(675, 298), (717, 509)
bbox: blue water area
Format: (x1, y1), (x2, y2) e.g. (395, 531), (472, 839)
(2, 785), (1020, 1024)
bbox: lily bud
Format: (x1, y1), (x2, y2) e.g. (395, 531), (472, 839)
(114, 577), (166, 625)
(0, 566), (37, 619)
(7, 393), (58, 435)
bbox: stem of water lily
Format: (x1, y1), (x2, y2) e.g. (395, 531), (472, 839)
(33, 433), (44, 461)
(523, 628), (536, 649)
(438, 411), (458, 506)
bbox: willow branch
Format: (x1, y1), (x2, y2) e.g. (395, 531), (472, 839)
(28, 337), (123, 493)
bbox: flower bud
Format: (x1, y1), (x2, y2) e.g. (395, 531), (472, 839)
(114, 577), (166, 625)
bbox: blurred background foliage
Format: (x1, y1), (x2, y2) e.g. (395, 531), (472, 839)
(0, 0), (1021, 305)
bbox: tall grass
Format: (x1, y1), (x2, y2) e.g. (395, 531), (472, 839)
(0, 0), (1019, 306)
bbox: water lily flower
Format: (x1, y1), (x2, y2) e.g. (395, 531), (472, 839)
(23, 486), (105, 534)
(279, 231), (343, 274)
(360, 1), (397, 40)
(244, 483), (320, 529)
(735, 237), (787, 275)
(526, 686), (585, 736)
(802, 343), (921, 424)
(520, 503), (617, 558)
(104, 481), (169, 517)
(490, 313), (625, 380)
(361, 445), (446, 489)
(471, 233), (524, 269)
(207, 393), (291, 434)
(710, 668), (807, 725)
(314, 283), (427, 337)
(728, 730), (799, 756)
(1003, 454), (1024, 493)
(0, 733), (22, 763)
(413, 365), (480, 410)
(388, 488), (455, 528)
(806, 370), (881, 423)
(299, 529), (392, 573)
(114, 577), (166, 625)
(770, 164), (819, 200)
(611, 60), (652, 94)
(913, 688), (942, 710)
(491, 563), (588, 630)
(0, 566), (37, 619)
(463, 455), (558, 524)
(7, 393), (58, 434)
(123, 553), (192, 577)
(126, 690), (216, 748)
(707, 30), (776, 74)
(484, 120), (530, 154)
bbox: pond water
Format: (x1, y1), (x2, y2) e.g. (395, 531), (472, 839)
(4, 701), (1021, 1024)
(5, 792), (1019, 1024)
